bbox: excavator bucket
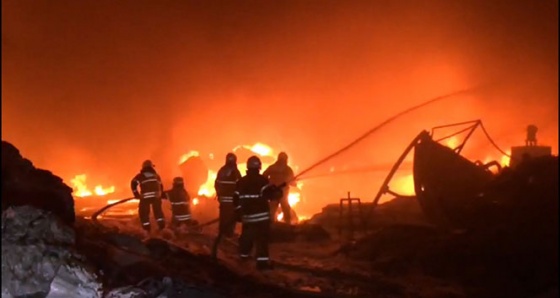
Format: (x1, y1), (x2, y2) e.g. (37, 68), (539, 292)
(413, 132), (495, 229)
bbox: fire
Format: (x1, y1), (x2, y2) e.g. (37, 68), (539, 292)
(500, 150), (511, 167)
(232, 143), (273, 157)
(444, 136), (459, 149)
(180, 142), (305, 220)
(276, 181), (304, 221)
(70, 174), (115, 197)
(249, 143), (273, 156)
(391, 174), (416, 197)
(197, 170), (217, 197)
(179, 150), (200, 164)
(192, 198), (200, 205)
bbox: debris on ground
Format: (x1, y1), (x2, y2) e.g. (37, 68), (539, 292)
(1, 206), (102, 298)
(2, 138), (558, 298)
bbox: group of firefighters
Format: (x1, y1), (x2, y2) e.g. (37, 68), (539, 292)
(130, 152), (296, 270)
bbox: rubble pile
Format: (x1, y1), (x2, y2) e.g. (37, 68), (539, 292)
(1, 141), (101, 297)
(347, 156), (559, 298)
(1, 141), (75, 224)
(1, 206), (102, 298)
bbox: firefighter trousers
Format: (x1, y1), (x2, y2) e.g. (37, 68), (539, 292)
(219, 202), (236, 237)
(171, 204), (192, 226)
(270, 191), (291, 223)
(239, 220), (271, 265)
(138, 197), (165, 231)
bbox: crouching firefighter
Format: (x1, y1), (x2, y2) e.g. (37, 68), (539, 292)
(233, 156), (283, 270)
(131, 160), (166, 232)
(167, 177), (195, 227)
(214, 153), (242, 237)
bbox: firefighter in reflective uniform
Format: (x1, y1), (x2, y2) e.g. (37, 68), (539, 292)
(233, 156), (276, 270)
(167, 177), (193, 227)
(214, 153), (242, 237)
(130, 160), (166, 232)
(263, 152), (296, 224)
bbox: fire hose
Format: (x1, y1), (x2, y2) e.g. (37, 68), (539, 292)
(91, 197), (136, 225)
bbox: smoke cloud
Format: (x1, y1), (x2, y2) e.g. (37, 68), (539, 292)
(2, 0), (557, 214)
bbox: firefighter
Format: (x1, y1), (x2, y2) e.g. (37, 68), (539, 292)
(131, 160), (166, 232)
(167, 177), (194, 227)
(233, 155), (277, 270)
(214, 153), (242, 237)
(526, 124), (538, 146)
(263, 152), (296, 224)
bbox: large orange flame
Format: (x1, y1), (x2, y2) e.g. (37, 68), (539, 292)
(70, 174), (115, 197)
(179, 150), (200, 164)
(180, 142), (306, 220)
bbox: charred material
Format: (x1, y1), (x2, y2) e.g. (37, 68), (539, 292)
(370, 120), (517, 230)
(413, 131), (495, 229)
(1, 140), (75, 224)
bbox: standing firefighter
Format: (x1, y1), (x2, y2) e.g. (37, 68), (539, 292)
(214, 153), (242, 237)
(263, 152), (296, 224)
(526, 124), (538, 146)
(234, 156), (279, 270)
(167, 177), (194, 227)
(131, 160), (166, 232)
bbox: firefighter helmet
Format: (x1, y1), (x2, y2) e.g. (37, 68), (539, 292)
(226, 152), (237, 164)
(278, 152), (288, 163)
(247, 155), (262, 170)
(173, 177), (184, 185)
(142, 160), (155, 169)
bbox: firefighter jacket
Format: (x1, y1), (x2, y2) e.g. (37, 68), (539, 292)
(263, 162), (295, 187)
(233, 172), (271, 224)
(167, 186), (191, 222)
(131, 168), (164, 200)
(214, 165), (242, 204)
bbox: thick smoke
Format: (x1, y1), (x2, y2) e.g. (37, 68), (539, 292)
(2, 0), (557, 212)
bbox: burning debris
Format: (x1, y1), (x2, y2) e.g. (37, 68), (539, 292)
(70, 174), (116, 198)
(178, 142), (307, 222)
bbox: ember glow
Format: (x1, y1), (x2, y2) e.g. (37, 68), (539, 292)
(70, 174), (115, 198)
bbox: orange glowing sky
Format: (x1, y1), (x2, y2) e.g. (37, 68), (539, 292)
(2, 0), (558, 215)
